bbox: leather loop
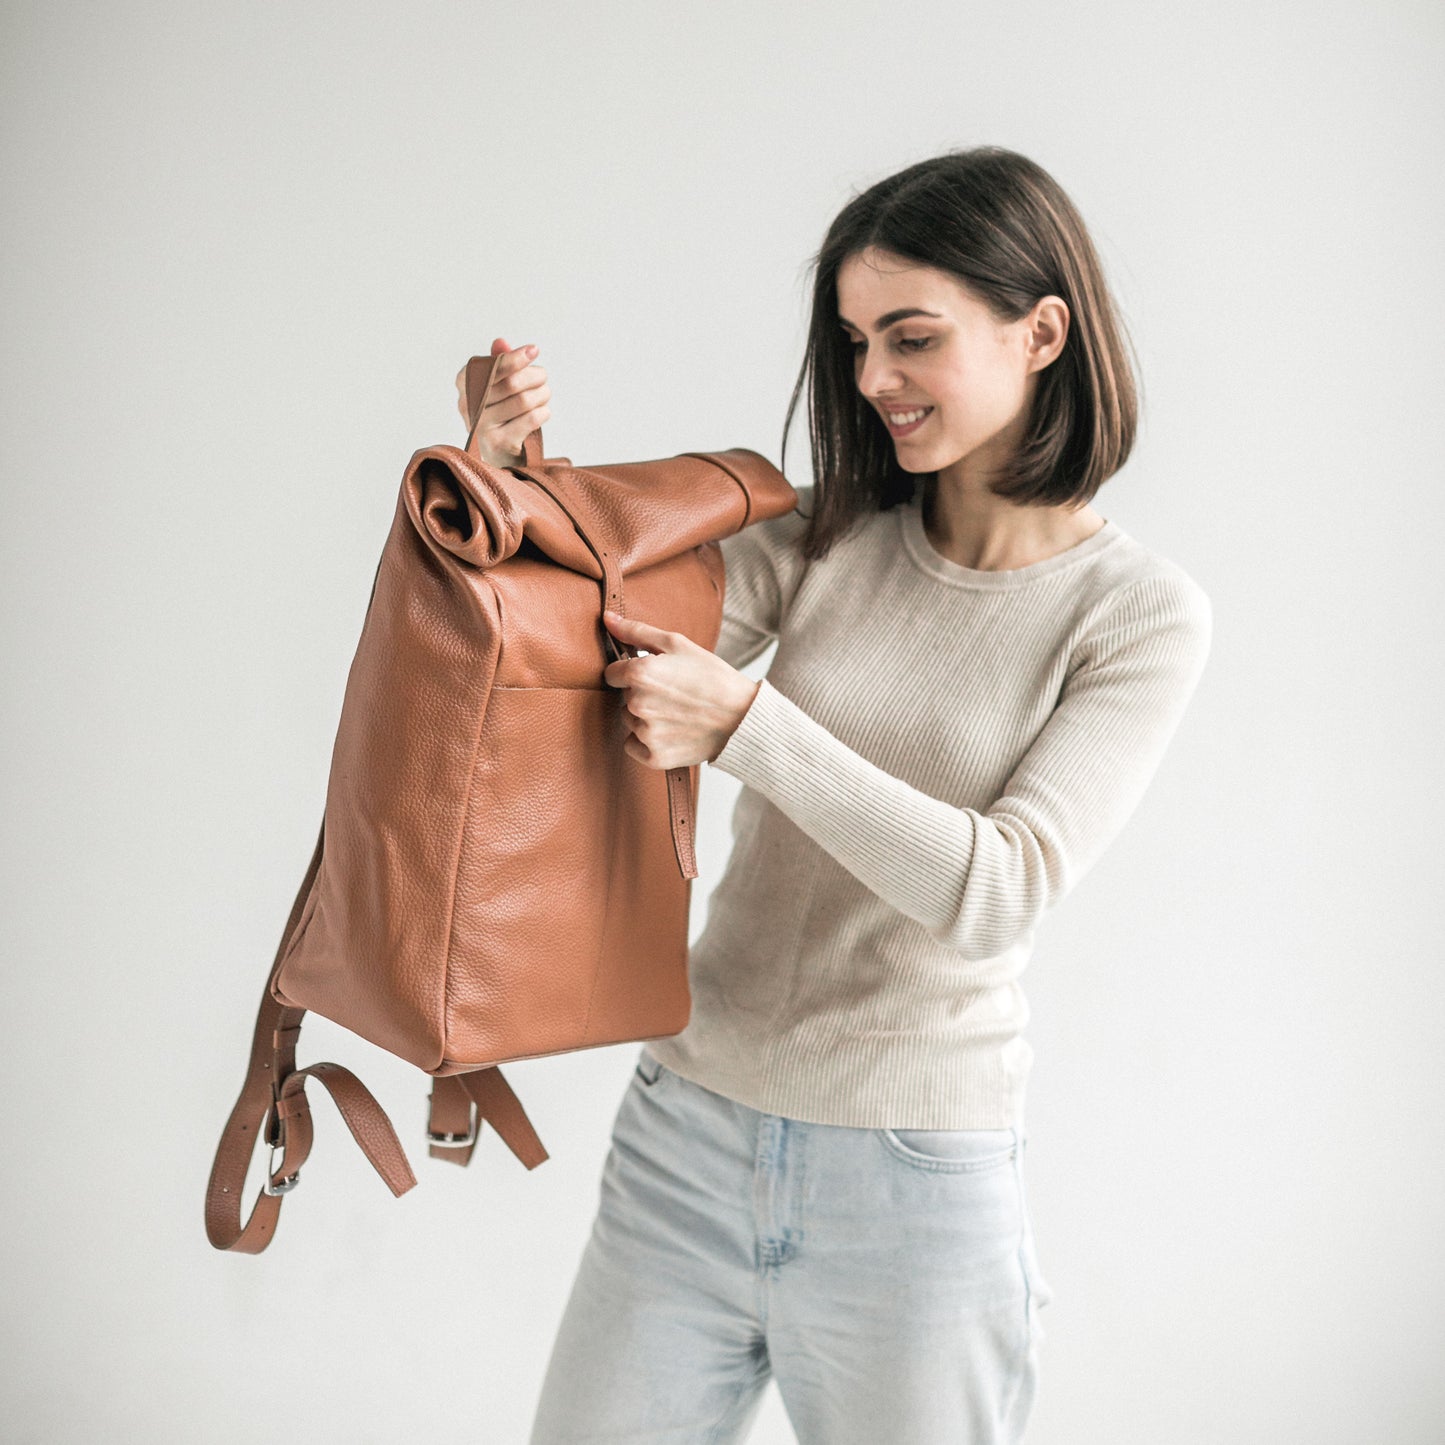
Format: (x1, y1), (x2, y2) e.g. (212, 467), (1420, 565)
(463, 353), (546, 469)
(283, 1061), (417, 1198)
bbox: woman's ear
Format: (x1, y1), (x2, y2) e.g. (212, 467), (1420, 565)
(1027, 296), (1070, 372)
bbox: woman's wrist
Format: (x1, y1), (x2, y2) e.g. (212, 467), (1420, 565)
(709, 677), (763, 762)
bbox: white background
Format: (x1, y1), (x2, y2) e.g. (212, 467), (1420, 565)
(2, 2), (1441, 1441)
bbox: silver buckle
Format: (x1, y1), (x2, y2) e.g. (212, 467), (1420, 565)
(426, 1093), (477, 1149)
(263, 1141), (301, 1195)
(426, 1127), (476, 1148)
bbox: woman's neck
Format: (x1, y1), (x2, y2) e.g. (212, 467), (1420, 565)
(922, 477), (1106, 572)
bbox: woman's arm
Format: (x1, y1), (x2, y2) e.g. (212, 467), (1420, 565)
(709, 572), (1213, 961)
(711, 486), (813, 669)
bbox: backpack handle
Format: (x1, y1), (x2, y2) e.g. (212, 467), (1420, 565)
(462, 353), (549, 469)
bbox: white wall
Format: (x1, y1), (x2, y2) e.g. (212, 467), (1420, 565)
(2, 2), (1441, 1441)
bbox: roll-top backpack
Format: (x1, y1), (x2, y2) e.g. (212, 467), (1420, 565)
(206, 354), (798, 1252)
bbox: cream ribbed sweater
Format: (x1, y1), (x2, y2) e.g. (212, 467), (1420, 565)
(644, 485), (1213, 1130)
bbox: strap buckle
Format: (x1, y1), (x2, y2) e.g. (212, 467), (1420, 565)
(426, 1090), (477, 1148)
(263, 1140), (301, 1195)
(261, 1104), (300, 1194)
(426, 1127), (476, 1148)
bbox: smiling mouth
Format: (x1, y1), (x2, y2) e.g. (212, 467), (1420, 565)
(883, 406), (933, 436)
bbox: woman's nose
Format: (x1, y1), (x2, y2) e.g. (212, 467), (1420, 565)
(856, 351), (904, 399)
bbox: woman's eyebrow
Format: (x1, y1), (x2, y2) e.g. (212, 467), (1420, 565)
(837, 308), (944, 331)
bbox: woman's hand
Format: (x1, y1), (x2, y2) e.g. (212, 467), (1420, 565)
(455, 336), (551, 467)
(601, 610), (762, 768)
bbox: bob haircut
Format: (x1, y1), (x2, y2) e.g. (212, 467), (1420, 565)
(780, 145), (1141, 563)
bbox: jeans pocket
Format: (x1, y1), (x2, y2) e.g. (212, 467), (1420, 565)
(879, 1125), (1019, 1172)
(633, 1049), (666, 1087)
(1018, 1166), (1053, 1318)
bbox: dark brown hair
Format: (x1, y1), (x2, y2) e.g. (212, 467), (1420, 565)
(780, 145), (1141, 562)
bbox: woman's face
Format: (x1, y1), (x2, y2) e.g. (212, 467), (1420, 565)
(835, 245), (1067, 484)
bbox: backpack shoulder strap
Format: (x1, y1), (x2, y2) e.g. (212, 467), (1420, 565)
(204, 817), (417, 1253)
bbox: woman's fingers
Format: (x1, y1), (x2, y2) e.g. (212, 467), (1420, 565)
(498, 402), (552, 451)
(457, 343), (524, 426)
(483, 345), (549, 435)
(512, 408), (551, 449)
(488, 376), (551, 429)
(489, 341), (536, 391)
(460, 339), (553, 465)
(489, 353), (545, 403)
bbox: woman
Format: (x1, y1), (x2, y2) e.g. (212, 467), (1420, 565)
(465, 146), (1212, 1444)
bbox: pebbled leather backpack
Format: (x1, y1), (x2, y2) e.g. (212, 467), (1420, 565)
(206, 353), (797, 1252)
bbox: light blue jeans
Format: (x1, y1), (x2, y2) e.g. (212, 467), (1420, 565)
(528, 1045), (1052, 1444)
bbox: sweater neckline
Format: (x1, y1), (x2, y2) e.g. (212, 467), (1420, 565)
(896, 495), (1123, 589)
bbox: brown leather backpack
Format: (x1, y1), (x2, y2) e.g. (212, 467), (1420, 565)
(206, 354), (797, 1252)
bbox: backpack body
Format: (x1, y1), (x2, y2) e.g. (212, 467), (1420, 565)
(268, 448), (766, 1075)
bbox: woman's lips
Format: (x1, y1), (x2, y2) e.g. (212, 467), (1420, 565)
(883, 406), (933, 438)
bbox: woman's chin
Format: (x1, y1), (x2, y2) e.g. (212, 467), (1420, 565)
(895, 451), (939, 474)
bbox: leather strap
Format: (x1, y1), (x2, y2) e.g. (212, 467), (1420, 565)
(205, 818), (418, 1252)
(516, 458), (699, 879)
(460, 353), (700, 880)
(426, 1070), (550, 1169)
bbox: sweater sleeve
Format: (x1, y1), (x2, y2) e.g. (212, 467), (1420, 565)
(712, 486), (813, 670)
(707, 572), (1214, 961)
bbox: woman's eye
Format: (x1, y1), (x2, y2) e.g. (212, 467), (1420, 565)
(845, 336), (932, 353)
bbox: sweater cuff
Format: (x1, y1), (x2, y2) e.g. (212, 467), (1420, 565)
(709, 676), (806, 786)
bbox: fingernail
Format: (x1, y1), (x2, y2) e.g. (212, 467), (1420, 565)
(525, 344), (538, 357)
